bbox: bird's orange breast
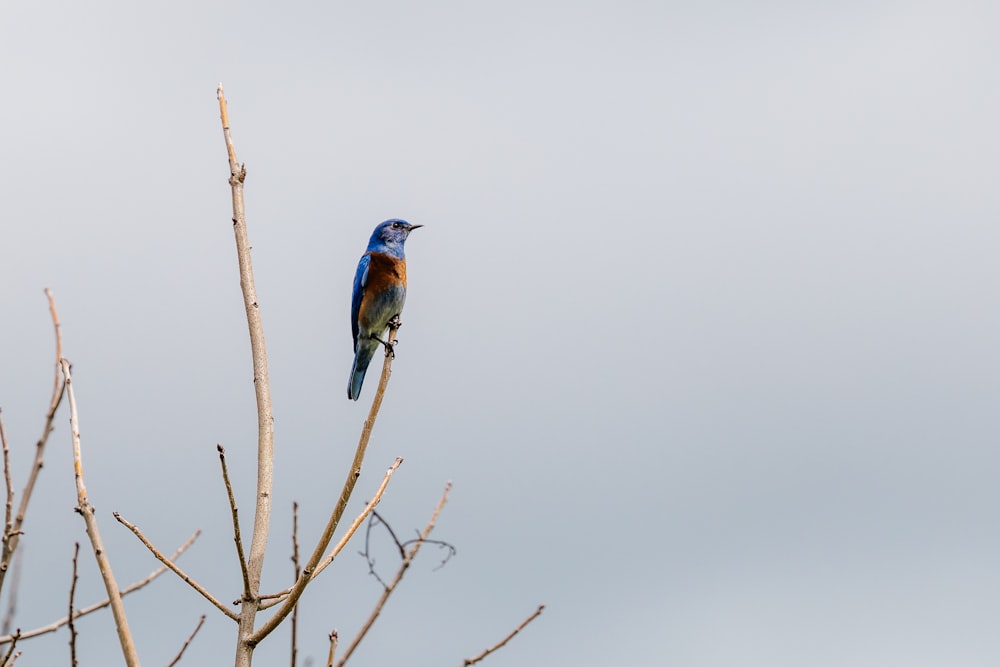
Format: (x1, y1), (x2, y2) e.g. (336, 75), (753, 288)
(364, 252), (407, 292)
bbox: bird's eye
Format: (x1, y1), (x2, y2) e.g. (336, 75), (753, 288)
(392, 222), (403, 228)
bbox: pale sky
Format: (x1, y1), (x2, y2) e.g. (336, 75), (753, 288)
(1, 1), (998, 665)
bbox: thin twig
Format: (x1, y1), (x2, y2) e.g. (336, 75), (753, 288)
(0, 530), (200, 645)
(257, 592), (286, 602)
(336, 482), (451, 666)
(360, 516), (391, 589)
(0, 289), (65, 598)
(251, 330), (400, 642)
(44, 290), (63, 429)
(312, 457), (403, 581)
(114, 513), (237, 621)
(461, 605), (545, 666)
(361, 510), (455, 590)
(62, 359), (139, 667)
(291, 502), (300, 667)
(257, 457), (403, 611)
(368, 510), (405, 558)
(218, 445), (251, 596)
(1, 630), (19, 666)
(0, 411), (13, 557)
(219, 83), (276, 667)
(1, 550), (22, 636)
(68, 543), (80, 667)
(253, 597), (280, 610)
(0, 411), (15, 638)
(326, 631), (338, 667)
(166, 615), (206, 667)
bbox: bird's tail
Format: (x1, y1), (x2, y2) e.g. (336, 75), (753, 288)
(348, 340), (380, 400)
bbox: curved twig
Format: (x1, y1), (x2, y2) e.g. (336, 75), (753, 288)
(336, 483), (451, 666)
(0, 289), (65, 597)
(360, 510), (456, 590)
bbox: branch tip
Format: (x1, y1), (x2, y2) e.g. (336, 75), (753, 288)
(462, 605), (545, 666)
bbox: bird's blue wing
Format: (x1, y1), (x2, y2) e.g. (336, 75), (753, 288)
(351, 253), (371, 349)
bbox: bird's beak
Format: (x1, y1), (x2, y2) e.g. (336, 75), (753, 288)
(408, 224), (424, 230)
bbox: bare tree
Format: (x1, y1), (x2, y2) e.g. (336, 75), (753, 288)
(0, 86), (543, 666)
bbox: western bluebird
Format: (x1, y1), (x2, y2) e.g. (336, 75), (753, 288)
(348, 219), (422, 400)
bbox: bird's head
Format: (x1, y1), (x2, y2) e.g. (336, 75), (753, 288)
(367, 219), (423, 257)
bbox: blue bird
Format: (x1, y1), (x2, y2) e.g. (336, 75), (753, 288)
(348, 219), (422, 400)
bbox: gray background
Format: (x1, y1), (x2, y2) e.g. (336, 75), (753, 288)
(1, 0), (998, 665)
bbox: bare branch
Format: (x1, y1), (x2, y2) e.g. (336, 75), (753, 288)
(257, 457), (403, 612)
(0, 415), (21, 637)
(359, 516), (390, 590)
(360, 510), (455, 590)
(165, 615), (206, 667)
(217, 445), (250, 596)
(336, 482), (452, 666)
(257, 592), (286, 602)
(461, 605), (545, 666)
(62, 359), (139, 667)
(218, 83), (276, 667)
(0, 530), (200, 645)
(68, 543), (80, 667)
(0, 411), (13, 556)
(0, 289), (65, 597)
(1, 630), (19, 666)
(1, 550), (22, 636)
(291, 502), (300, 667)
(44, 290), (63, 420)
(251, 332), (402, 644)
(367, 510), (405, 559)
(115, 513), (237, 621)
(312, 457), (403, 581)
(326, 631), (338, 667)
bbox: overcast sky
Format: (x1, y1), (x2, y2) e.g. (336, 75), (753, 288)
(1, 0), (998, 665)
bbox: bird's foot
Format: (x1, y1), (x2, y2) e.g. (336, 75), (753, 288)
(388, 314), (402, 330)
(373, 334), (397, 359)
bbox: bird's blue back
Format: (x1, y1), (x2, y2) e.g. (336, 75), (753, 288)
(350, 253), (370, 349)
